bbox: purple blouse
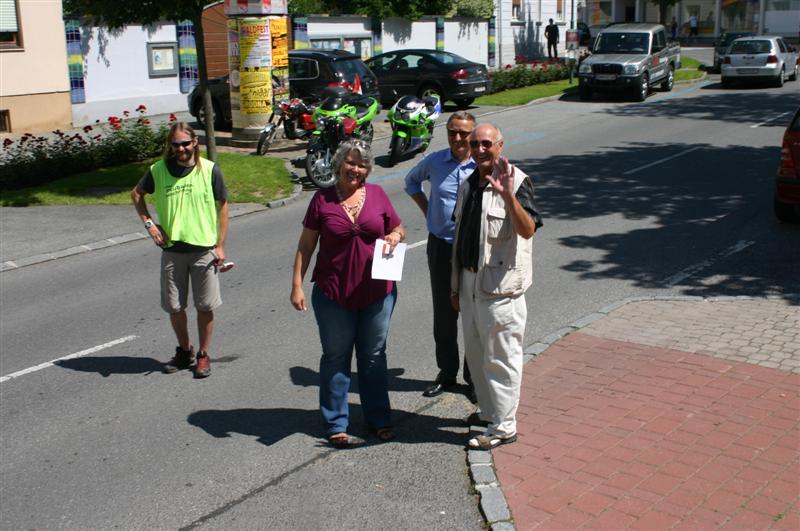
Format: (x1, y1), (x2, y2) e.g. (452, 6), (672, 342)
(303, 183), (402, 310)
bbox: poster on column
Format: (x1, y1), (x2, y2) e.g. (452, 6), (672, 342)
(239, 18), (271, 116)
(240, 68), (272, 115)
(270, 17), (289, 98)
(227, 18), (242, 128)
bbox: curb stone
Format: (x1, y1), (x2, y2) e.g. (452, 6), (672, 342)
(468, 292), (800, 530)
(0, 162), (306, 272)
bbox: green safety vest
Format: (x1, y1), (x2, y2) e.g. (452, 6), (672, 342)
(151, 158), (218, 248)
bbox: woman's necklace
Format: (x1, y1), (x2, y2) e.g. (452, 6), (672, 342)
(335, 183), (366, 220)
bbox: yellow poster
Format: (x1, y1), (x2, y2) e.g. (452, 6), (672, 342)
(240, 68), (272, 115)
(270, 17), (289, 68)
(239, 18), (271, 69)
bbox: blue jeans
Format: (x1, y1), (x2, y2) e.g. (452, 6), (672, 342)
(311, 284), (397, 435)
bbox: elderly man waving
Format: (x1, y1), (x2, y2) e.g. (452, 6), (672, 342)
(451, 123), (543, 450)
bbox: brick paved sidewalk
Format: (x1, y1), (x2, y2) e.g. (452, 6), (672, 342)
(493, 298), (799, 530)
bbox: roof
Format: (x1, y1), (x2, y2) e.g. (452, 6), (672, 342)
(288, 49), (359, 61)
(600, 23), (666, 34)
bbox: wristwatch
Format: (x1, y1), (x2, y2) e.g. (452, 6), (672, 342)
(144, 219), (154, 229)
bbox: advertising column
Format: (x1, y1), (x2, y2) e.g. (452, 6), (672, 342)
(225, 0), (288, 144)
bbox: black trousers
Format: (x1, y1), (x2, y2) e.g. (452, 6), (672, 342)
(427, 234), (471, 385)
(547, 40), (558, 59)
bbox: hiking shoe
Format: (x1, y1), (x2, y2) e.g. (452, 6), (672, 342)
(194, 351), (211, 378)
(163, 346), (195, 374)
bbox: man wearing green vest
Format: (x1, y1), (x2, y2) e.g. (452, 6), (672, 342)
(131, 122), (229, 378)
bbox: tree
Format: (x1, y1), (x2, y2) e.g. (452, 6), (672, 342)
(63, 0), (219, 161)
(288, 0), (453, 19)
(650, 0), (679, 26)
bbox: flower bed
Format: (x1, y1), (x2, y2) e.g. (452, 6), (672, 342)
(0, 105), (176, 190)
(487, 60), (570, 94)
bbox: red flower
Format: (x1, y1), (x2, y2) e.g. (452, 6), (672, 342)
(142, 119), (150, 125)
(136, 104), (146, 112)
(93, 135), (102, 140)
(3, 138), (12, 147)
(123, 110), (130, 117)
(169, 113), (177, 121)
(83, 125), (93, 133)
(113, 123), (122, 130)
(505, 64), (513, 69)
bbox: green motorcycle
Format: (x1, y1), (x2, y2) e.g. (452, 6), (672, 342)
(387, 95), (441, 166)
(305, 88), (379, 188)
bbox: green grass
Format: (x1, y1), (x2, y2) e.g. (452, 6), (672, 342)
(675, 56), (706, 81)
(475, 79), (579, 106)
(681, 56), (703, 70)
(0, 152), (293, 207)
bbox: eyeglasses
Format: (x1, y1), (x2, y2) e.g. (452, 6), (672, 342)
(171, 140), (193, 148)
(469, 139), (501, 150)
(447, 129), (473, 138)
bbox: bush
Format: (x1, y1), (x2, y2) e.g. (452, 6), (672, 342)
(0, 105), (176, 190)
(487, 61), (570, 94)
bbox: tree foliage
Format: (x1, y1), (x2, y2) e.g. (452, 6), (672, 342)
(450, 0), (494, 18)
(288, 0), (454, 19)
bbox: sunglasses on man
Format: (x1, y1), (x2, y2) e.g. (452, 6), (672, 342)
(469, 139), (501, 149)
(171, 140), (194, 148)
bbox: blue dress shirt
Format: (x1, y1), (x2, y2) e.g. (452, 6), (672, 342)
(404, 148), (476, 242)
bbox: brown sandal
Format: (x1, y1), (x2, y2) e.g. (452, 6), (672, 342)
(327, 432), (351, 449)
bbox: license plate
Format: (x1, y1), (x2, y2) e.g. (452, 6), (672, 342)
(596, 74), (616, 81)
(738, 68), (758, 74)
(474, 86), (486, 93)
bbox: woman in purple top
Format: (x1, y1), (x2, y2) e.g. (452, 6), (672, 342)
(291, 140), (405, 448)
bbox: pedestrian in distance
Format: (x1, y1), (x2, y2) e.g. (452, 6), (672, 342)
(291, 139), (405, 449)
(404, 111), (478, 401)
(131, 122), (230, 379)
(688, 14), (699, 42)
(545, 18), (560, 61)
(671, 17), (678, 40)
(451, 123), (543, 450)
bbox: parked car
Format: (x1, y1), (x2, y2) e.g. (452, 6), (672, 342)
(364, 49), (490, 109)
(720, 36), (798, 88)
(188, 49), (379, 128)
(578, 23), (681, 101)
(775, 106), (800, 223)
(713, 31), (756, 72)
(577, 22), (593, 47)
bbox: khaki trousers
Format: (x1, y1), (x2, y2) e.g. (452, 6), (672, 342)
(460, 269), (526, 437)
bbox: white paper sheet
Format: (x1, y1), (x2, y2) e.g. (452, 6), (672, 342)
(371, 239), (407, 281)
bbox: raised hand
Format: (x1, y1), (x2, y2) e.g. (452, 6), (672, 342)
(485, 156), (515, 198)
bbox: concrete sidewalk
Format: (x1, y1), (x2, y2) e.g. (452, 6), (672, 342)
(474, 296), (799, 530)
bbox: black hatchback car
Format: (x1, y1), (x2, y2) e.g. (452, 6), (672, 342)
(365, 49), (490, 109)
(188, 49), (379, 128)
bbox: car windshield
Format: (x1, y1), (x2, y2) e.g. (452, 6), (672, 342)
(729, 40), (772, 54)
(332, 58), (372, 78)
(425, 51), (470, 64)
(593, 32), (650, 54)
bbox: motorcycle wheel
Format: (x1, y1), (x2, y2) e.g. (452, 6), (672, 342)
(256, 125), (278, 156)
(389, 135), (408, 167)
(305, 146), (335, 188)
(358, 123), (374, 145)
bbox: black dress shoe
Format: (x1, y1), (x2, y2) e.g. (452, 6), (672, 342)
(422, 379), (456, 397)
(465, 385), (477, 404)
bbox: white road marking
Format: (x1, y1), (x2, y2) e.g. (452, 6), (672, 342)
(750, 111), (791, 129)
(0, 335), (137, 384)
(407, 239), (427, 250)
(660, 240), (755, 287)
(624, 146), (702, 175)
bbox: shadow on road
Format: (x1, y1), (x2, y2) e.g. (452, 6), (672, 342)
(289, 365), (436, 394)
(518, 141), (800, 302)
(55, 356), (162, 377)
(187, 405), (467, 447)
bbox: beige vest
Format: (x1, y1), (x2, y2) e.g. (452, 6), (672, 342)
(451, 166), (534, 298)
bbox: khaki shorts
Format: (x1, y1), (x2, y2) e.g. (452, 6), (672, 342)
(160, 249), (222, 313)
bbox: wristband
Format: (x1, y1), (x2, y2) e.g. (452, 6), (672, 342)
(144, 219), (154, 230)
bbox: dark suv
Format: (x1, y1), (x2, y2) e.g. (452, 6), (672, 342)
(188, 49), (379, 128)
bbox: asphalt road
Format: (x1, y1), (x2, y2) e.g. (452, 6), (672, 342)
(1, 73), (799, 529)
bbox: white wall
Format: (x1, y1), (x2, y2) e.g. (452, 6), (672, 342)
(72, 23), (188, 126)
(307, 16), (371, 39)
(444, 19), (488, 64)
(381, 17), (438, 51)
(764, 10), (800, 36)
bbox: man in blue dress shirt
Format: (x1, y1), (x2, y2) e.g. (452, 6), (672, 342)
(405, 111), (477, 399)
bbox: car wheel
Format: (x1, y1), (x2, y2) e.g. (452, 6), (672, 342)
(635, 73), (649, 102)
(579, 85), (592, 100)
(774, 68), (785, 88)
(418, 84), (443, 102)
(661, 66), (674, 92)
(790, 63), (798, 82)
(453, 98), (475, 109)
(774, 199), (800, 223)
(196, 99), (223, 129)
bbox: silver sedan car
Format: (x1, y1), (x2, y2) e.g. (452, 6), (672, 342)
(721, 36), (799, 88)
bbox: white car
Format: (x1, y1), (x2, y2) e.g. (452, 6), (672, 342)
(721, 36), (798, 88)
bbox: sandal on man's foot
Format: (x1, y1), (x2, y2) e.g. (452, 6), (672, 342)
(466, 433), (517, 450)
(327, 432), (352, 449)
(370, 426), (396, 442)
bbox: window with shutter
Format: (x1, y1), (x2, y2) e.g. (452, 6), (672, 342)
(0, 0), (21, 49)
